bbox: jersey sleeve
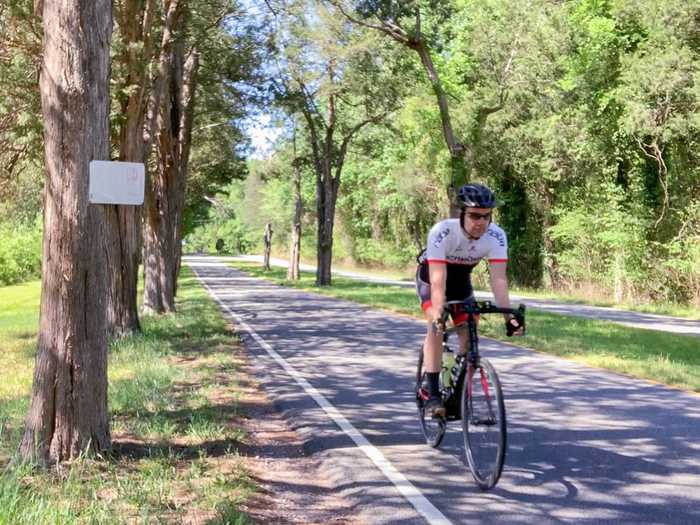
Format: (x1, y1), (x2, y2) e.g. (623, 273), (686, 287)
(487, 226), (508, 263)
(425, 222), (450, 264)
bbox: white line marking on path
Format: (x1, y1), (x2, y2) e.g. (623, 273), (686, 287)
(190, 263), (453, 525)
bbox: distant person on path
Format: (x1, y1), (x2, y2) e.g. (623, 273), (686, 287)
(416, 183), (524, 417)
(263, 223), (273, 270)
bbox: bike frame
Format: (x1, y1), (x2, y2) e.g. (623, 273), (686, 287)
(438, 300), (525, 409)
(417, 299), (525, 488)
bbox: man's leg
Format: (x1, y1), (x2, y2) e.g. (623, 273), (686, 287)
(456, 324), (469, 355)
(422, 313), (446, 417)
(416, 264), (447, 417)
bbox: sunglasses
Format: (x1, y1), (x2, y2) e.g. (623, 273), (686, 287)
(466, 211), (492, 222)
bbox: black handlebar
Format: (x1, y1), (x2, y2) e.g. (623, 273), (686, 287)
(442, 299), (526, 321)
(431, 300), (527, 336)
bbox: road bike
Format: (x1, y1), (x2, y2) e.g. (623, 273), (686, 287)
(415, 299), (526, 490)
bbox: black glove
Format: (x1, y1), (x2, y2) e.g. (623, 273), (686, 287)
(505, 315), (524, 336)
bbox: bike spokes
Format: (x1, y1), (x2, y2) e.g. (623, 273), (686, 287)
(462, 359), (506, 490)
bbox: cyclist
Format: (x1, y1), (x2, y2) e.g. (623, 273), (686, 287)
(416, 183), (524, 417)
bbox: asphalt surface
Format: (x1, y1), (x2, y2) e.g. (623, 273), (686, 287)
(231, 254), (700, 338)
(189, 257), (700, 525)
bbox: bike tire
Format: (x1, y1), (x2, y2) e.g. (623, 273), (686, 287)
(461, 358), (506, 489)
(415, 347), (446, 448)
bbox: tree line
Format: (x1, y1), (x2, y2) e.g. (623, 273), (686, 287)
(0, 0), (259, 465)
(191, 0), (700, 307)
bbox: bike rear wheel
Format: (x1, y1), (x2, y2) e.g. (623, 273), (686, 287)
(461, 358), (506, 489)
(415, 348), (446, 448)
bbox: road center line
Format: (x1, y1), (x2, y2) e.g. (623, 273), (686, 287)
(190, 264), (454, 525)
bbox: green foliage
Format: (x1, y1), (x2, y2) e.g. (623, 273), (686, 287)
(0, 219), (41, 286)
(0, 1), (43, 218)
(220, 0), (698, 307)
(185, 181), (256, 255)
(549, 180), (649, 300)
(181, 1), (261, 236)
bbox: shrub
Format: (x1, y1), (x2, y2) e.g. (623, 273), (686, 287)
(0, 220), (42, 286)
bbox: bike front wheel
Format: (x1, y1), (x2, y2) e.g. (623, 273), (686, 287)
(461, 358), (506, 489)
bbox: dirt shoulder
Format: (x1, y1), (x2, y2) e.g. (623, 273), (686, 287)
(235, 340), (362, 525)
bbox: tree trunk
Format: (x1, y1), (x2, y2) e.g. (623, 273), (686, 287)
(20, 0), (113, 465)
(143, 166), (177, 313)
(316, 174), (337, 286)
(263, 223), (273, 270)
(104, 204), (141, 336)
(287, 160), (302, 280)
(143, 41), (198, 314)
(103, 0), (158, 337)
(413, 39), (466, 217)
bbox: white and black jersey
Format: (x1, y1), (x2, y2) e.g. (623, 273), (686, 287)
(416, 218), (508, 305)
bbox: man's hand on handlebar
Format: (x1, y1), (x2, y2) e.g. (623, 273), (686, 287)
(505, 314), (525, 337)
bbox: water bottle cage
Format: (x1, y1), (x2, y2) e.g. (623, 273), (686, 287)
(450, 354), (465, 385)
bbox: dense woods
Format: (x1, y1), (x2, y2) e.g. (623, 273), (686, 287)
(189, 0), (700, 306)
(3, 0), (699, 307)
(0, 0), (699, 462)
(0, 0), (258, 463)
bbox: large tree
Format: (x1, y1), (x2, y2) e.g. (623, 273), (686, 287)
(269, 1), (401, 285)
(143, 0), (256, 312)
(143, 0), (197, 313)
(143, 44), (199, 312)
(21, 0), (113, 464)
(104, 0), (160, 336)
(331, 0), (525, 214)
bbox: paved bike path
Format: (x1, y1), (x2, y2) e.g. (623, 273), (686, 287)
(227, 254), (700, 338)
(190, 259), (700, 525)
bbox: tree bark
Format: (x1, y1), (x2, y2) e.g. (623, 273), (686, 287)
(103, 0), (158, 337)
(263, 223), (273, 270)
(20, 0), (113, 465)
(143, 39), (199, 314)
(141, 0), (181, 314)
(315, 171), (338, 286)
(287, 158), (302, 281)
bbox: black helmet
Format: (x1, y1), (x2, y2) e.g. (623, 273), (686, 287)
(457, 183), (496, 209)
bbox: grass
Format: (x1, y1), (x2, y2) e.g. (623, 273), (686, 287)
(231, 261), (700, 393)
(504, 285), (700, 319)
(0, 267), (256, 524)
(265, 252), (700, 319)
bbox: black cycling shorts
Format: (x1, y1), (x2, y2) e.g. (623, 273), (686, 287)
(416, 262), (476, 324)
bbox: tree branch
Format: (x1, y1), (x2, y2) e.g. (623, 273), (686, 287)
(334, 111), (390, 181)
(326, 0), (411, 45)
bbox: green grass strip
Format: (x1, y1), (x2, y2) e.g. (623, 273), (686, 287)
(289, 255), (700, 319)
(0, 267), (255, 525)
(231, 261), (700, 393)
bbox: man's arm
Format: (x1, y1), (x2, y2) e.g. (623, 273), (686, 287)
(488, 261), (511, 309)
(489, 261), (524, 335)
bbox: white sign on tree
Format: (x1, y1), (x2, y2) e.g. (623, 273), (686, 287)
(89, 161), (145, 205)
